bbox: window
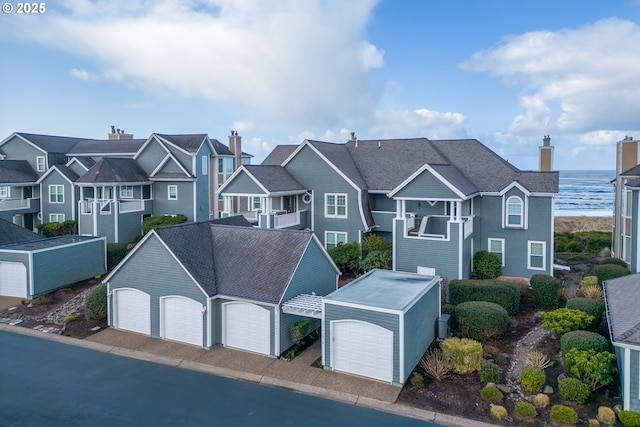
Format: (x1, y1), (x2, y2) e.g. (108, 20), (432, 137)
(0, 186), (9, 198)
(49, 213), (65, 223)
(506, 196), (523, 227)
(36, 156), (46, 172)
(241, 157), (251, 165)
(168, 185), (178, 200)
(625, 190), (633, 217)
(488, 238), (505, 266)
(325, 193), (347, 218)
(325, 231), (347, 250)
(202, 156), (209, 176)
(120, 185), (133, 199)
(49, 185), (64, 203)
(252, 196), (262, 211)
(528, 241), (546, 270)
(623, 236), (632, 263)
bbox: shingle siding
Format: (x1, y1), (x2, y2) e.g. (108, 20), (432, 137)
(324, 304), (400, 383)
(107, 235), (208, 340)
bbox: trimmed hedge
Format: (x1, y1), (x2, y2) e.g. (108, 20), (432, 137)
(599, 257), (629, 268)
(530, 274), (559, 310)
(480, 363), (502, 384)
(619, 410), (640, 427)
(541, 308), (594, 336)
(142, 214), (188, 235)
(550, 405), (578, 425)
(594, 264), (630, 284)
(520, 367), (546, 393)
(38, 220), (77, 237)
(559, 377), (591, 404)
(107, 243), (128, 270)
(565, 297), (604, 331)
(85, 284), (107, 321)
(449, 279), (520, 315)
(473, 250), (502, 279)
(560, 330), (610, 355)
(480, 384), (503, 402)
(455, 301), (509, 341)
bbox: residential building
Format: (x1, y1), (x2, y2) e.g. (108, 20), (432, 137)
(218, 134), (558, 280)
(0, 129), (251, 243)
(612, 136), (640, 267)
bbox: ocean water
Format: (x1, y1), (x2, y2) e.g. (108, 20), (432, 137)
(555, 170), (615, 217)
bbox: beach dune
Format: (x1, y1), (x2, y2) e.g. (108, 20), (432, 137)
(555, 216), (612, 233)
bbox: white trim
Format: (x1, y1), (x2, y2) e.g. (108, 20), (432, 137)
(168, 185), (178, 200)
(504, 195), (525, 228)
(458, 221), (464, 279)
(48, 184), (64, 204)
(274, 304), (280, 355)
(325, 230), (348, 249)
(488, 238), (506, 266)
(133, 134), (171, 160)
(387, 163), (467, 199)
(207, 297), (213, 348)
(217, 166), (270, 195)
(201, 155), (209, 176)
(625, 346), (631, 410)
(36, 165), (75, 185)
(154, 134), (194, 156)
(149, 153), (192, 178)
(0, 186), (9, 198)
(36, 156), (46, 172)
(325, 298), (403, 316)
(49, 213), (65, 223)
(28, 252), (34, 297)
(527, 240), (547, 271)
(399, 311), (405, 383)
(324, 193), (348, 219)
(0, 133), (47, 156)
(499, 181), (531, 197)
(119, 185), (134, 199)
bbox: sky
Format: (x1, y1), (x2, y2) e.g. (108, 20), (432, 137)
(1, 0), (639, 170)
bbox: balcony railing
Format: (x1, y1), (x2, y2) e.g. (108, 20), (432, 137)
(274, 211), (301, 228)
(119, 200), (145, 213)
(0, 197), (38, 211)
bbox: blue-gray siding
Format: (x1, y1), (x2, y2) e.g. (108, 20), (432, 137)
(41, 172), (75, 223)
(323, 303), (401, 383)
(107, 235), (208, 345)
(222, 171), (266, 195)
(194, 145), (212, 221)
(152, 181), (195, 221)
(402, 283), (439, 384)
(616, 346), (640, 412)
(632, 190), (639, 273)
(135, 138), (168, 174)
(393, 169), (460, 200)
(0, 136), (46, 176)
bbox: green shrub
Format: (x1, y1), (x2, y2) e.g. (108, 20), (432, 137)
(563, 348), (616, 390)
(619, 410), (640, 427)
(410, 372), (424, 390)
(597, 406), (616, 425)
(360, 250), (391, 271)
(555, 231), (611, 254)
(85, 284), (107, 321)
(581, 276), (599, 288)
(560, 330), (609, 355)
(480, 363), (502, 384)
(142, 214), (188, 235)
(473, 250), (502, 279)
(449, 279), (520, 315)
(595, 264), (630, 284)
(107, 243), (128, 270)
(533, 393), (549, 408)
(530, 274), (559, 310)
(514, 401), (537, 418)
(480, 384), (503, 402)
(362, 234), (391, 253)
(600, 257), (628, 268)
(541, 308), (594, 336)
(565, 297), (604, 331)
(520, 367), (546, 393)
(489, 405), (508, 421)
(328, 242), (361, 274)
(440, 337), (482, 374)
(455, 301), (509, 341)
(442, 304), (456, 316)
(550, 405), (578, 425)
(38, 219), (77, 237)
(559, 377), (591, 404)
(290, 319), (310, 344)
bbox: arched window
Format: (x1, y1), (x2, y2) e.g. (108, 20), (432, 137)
(506, 196), (523, 226)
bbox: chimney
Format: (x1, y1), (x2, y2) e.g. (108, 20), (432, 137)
(539, 135), (554, 171)
(228, 130), (242, 171)
(108, 125), (133, 140)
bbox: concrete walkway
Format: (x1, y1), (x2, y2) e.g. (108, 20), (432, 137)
(0, 323), (497, 427)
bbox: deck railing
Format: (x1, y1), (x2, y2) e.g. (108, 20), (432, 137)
(274, 211), (301, 228)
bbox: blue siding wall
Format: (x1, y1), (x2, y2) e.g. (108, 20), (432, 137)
(323, 303), (400, 383)
(393, 170), (460, 199)
(631, 349), (640, 412)
(284, 145), (364, 245)
(32, 239), (106, 297)
(153, 182), (195, 221)
(135, 138), (169, 174)
(632, 191), (639, 273)
(403, 283), (439, 383)
(116, 211), (146, 243)
(107, 235), (208, 344)
(222, 171), (266, 194)
(0, 136), (45, 175)
(370, 193), (395, 211)
(41, 172), (74, 223)
(195, 144), (212, 221)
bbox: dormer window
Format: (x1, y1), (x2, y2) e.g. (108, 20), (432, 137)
(506, 196), (523, 227)
(36, 156), (46, 172)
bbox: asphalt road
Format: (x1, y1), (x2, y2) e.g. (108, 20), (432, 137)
(0, 331), (440, 427)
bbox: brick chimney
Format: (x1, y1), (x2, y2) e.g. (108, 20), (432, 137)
(539, 135), (554, 171)
(108, 125), (133, 140)
(228, 130), (242, 171)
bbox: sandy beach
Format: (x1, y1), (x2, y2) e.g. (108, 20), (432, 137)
(554, 216), (612, 233)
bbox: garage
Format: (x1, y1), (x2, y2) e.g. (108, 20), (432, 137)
(0, 261), (27, 298)
(331, 320), (393, 382)
(114, 289), (151, 335)
(161, 296), (204, 346)
(322, 269), (441, 386)
(223, 301), (270, 355)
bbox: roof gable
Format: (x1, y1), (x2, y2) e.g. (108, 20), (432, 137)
(389, 164), (469, 199)
(262, 145), (298, 166)
(0, 160), (39, 184)
(76, 158), (149, 184)
(217, 167), (268, 195)
(244, 165), (306, 193)
(155, 134), (208, 155)
(36, 164), (79, 184)
(0, 218), (42, 246)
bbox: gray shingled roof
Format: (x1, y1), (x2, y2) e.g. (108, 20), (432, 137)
(604, 274), (640, 345)
(69, 157), (96, 170)
(209, 215), (253, 227)
(155, 134), (207, 154)
(50, 165), (80, 183)
(152, 221), (314, 303)
(0, 160), (39, 184)
(626, 178), (640, 189)
(0, 218), (41, 246)
(67, 139), (145, 156)
(308, 140), (367, 189)
(76, 158), (149, 184)
(14, 133), (89, 154)
(262, 145), (298, 165)
(621, 164), (640, 177)
(211, 139), (233, 156)
(244, 165), (306, 193)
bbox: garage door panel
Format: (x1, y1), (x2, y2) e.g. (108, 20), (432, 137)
(115, 289), (150, 335)
(0, 262), (27, 298)
(162, 296), (203, 347)
(332, 320), (393, 383)
(224, 302), (270, 355)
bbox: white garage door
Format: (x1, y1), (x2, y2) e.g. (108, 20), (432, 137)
(224, 302), (270, 355)
(161, 296), (203, 347)
(331, 320), (394, 383)
(0, 262), (27, 298)
(114, 289), (151, 335)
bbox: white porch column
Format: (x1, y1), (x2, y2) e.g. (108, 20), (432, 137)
(456, 201), (462, 221)
(396, 199), (402, 218)
(401, 200), (406, 218)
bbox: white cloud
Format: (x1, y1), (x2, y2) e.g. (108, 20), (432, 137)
(231, 120), (253, 133)
(69, 68), (99, 81)
(9, 0), (383, 124)
(462, 18), (640, 133)
(369, 108), (467, 140)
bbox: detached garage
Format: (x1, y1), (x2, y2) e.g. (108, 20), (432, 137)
(0, 219), (106, 299)
(322, 269), (441, 386)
